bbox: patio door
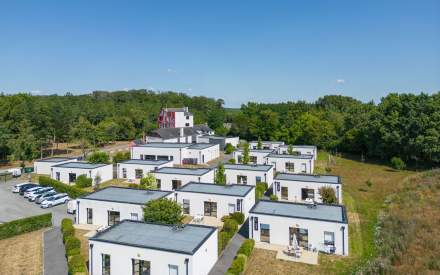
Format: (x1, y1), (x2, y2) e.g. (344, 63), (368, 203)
(281, 186), (288, 200)
(260, 224), (270, 243)
(204, 201), (217, 217)
(108, 211), (120, 226)
(291, 227), (309, 248)
(135, 169), (143, 179)
(301, 188), (314, 200)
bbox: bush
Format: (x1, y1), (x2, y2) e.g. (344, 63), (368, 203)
(68, 254), (86, 274)
(227, 254), (247, 274)
(223, 218), (238, 233)
(218, 231), (233, 254)
(62, 226), (75, 240)
(112, 151), (130, 163)
(391, 157), (406, 170)
(128, 183), (146, 189)
(61, 218), (73, 229)
(237, 239), (255, 257)
(325, 166), (332, 173)
(66, 247), (81, 257)
(87, 151), (110, 164)
(225, 143), (235, 154)
(228, 158), (236, 164)
(75, 175), (92, 188)
(143, 198), (183, 225)
(319, 186), (338, 204)
(0, 213), (52, 240)
(39, 176), (89, 199)
(255, 182), (268, 200)
(65, 236), (81, 251)
(366, 179), (373, 187)
(230, 212), (245, 225)
(270, 194), (278, 201)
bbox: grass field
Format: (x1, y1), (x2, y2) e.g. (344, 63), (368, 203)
(0, 228), (45, 275)
(245, 151), (417, 275)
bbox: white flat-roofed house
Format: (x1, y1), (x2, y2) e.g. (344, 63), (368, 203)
(265, 154), (314, 174)
(152, 167), (215, 191)
(76, 187), (173, 227)
(34, 157), (77, 175)
(233, 149), (273, 165)
(273, 173), (342, 204)
(278, 145), (318, 160)
(249, 200), (349, 256)
(89, 220), (218, 275)
(223, 164), (274, 187)
(175, 182), (255, 220)
(51, 162), (113, 185)
(117, 159), (173, 181)
(249, 141), (285, 150)
(131, 143), (220, 165)
(197, 135), (240, 149)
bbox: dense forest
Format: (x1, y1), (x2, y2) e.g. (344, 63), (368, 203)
(0, 90), (439, 166)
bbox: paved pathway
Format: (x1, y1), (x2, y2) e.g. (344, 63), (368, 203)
(44, 227), (68, 275)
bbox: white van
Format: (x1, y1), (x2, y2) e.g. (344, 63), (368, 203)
(8, 168), (22, 177)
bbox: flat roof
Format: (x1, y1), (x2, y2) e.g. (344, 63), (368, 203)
(188, 143), (217, 150)
(224, 164), (273, 172)
(250, 200), (347, 223)
(280, 145), (317, 149)
(35, 157), (76, 163)
(275, 173), (341, 184)
(176, 182), (254, 197)
(266, 154), (313, 159)
(250, 141), (284, 144)
(237, 149), (274, 153)
(90, 220), (217, 255)
(135, 143), (190, 148)
(153, 167), (212, 176)
(118, 159), (172, 165)
(52, 162), (109, 169)
(80, 187), (172, 205)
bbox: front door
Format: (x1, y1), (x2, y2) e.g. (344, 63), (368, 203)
(204, 201), (217, 217)
(108, 211), (120, 226)
(260, 224), (270, 243)
(281, 186), (288, 200)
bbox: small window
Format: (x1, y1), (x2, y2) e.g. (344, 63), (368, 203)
(156, 179), (161, 189)
(254, 217), (259, 230)
(130, 213), (139, 221)
(324, 231), (335, 246)
(56, 172), (60, 181)
(286, 162), (295, 172)
(236, 199), (241, 212)
(122, 168), (127, 179)
(186, 115), (190, 119)
(135, 169), (143, 179)
(102, 254), (111, 275)
(132, 259), (150, 275)
(185, 123), (190, 127)
(237, 175), (247, 185)
(183, 199), (190, 214)
(256, 176), (262, 183)
(87, 208), (93, 224)
(169, 264), (179, 275)
(250, 156), (257, 163)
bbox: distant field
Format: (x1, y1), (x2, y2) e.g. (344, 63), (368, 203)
(245, 151), (417, 274)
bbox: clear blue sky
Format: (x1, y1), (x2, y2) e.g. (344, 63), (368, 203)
(1, 0), (439, 107)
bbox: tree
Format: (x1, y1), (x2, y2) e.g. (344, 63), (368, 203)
(75, 175), (92, 188)
(87, 151), (110, 164)
(112, 151), (130, 163)
(140, 173), (157, 189)
(287, 144), (294, 155)
(242, 142), (250, 164)
(225, 143), (235, 154)
(8, 119), (38, 162)
(390, 157), (406, 170)
(215, 163), (226, 185)
(319, 186), (337, 204)
(228, 158), (236, 164)
(70, 117), (94, 158)
(257, 137), (262, 150)
(143, 198), (183, 225)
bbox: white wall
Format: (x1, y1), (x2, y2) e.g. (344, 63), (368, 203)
(278, 146), (317, 160)
(186, 145), (219, 164)
(274, 180), (342, 204)
(265, 157), (314, 174)
(249, 141), (284, 150)
(175, 188), (255, 219)
(77, 199), (143, 226)
(174, 111), (194, 128)
(153, 170), (215, 191)
(51, 165), (113, 185)
(224, 137), (240, 148)
(249, 213), (349, 256)
(233, 151), (270, 165)
(89, 230), (217, 275)
(34, 159), (77, 175)
(117, 162), (173, 180)
(224, 168), (274, 187)
(131, 146), (183, 165)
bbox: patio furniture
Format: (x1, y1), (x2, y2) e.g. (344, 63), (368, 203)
(193, 215), (204, 223)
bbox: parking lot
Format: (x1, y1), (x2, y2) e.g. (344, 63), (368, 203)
(0, 178), (72, 226)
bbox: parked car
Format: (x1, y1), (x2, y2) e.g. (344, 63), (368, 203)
(28, 187), (54, 202)
(18, 184), (39, 195)
(36, 190), (57, 204)
(41, 193), (69, 208)
(12, 182), (32, 193)
(67, 199), (77, 214)
(24, 187), (45, 198)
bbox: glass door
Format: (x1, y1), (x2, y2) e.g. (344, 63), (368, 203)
(108, 211), (120, 226)
(204, 201), (217, 217)
(281, 186), (288, 200)
(292, 227), (308, 248)
(260, 224), (270, 243)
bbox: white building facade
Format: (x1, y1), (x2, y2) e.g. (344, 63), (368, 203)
(249, 141), (284, 150)
(265, 154), (314, 174)
(76, 187), (173, 227)
(249, 200), (349, 256)
(278, 145), (318, 160)
(233, 149), (273, 165)
(33, 157), (77, 175)
(175, 182), (255, 220)
(51, 162), (113, 185)
(117, 159), (173, 181)
(224, 164), (274, 187)
(89, 221), (218, 275)
(152, 167), (215, 191)
(273, 173), (342, 204)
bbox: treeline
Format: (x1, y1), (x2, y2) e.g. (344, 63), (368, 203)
(0, 90), (225, 162)
(228, 93), (440, 166)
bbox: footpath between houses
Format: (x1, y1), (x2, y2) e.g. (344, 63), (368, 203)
(44, 227), (68, 275)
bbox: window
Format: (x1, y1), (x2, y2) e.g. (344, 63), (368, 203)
(228, 203), (235, 214)
(169, 265), (179, 275)
(140, 154), (144, 160)
(185, 123), (190, 127)
(237, 155), (242, 163)
(132, 259), (150, 275)
(68, 173), (76, 183)
(301, 163), (307, 173)
(204, 201), (217, 217)
(250, 156), (257, 163)
(156, 179), (161, 189)
(301, 188), (315, 200)
(130, 213), (139, 221)
(108, 211), (120, 226)
(237, 175), (247, 185)
(102, 254), (111, 275)
(236, 199), (241, 212)
(186, 115), (190, 119)
(135, 169), (143, 179)
(254, 217), (259, 230)
(145, 155), (155, 160)
(281, 186), (288, 200)
(56, 172), (60, 181)
(86, 208), (93, 224)
(260, 224), (270, 243)
(172, 180), (182, 190)
(183, 199), (190, 214)
(122, 168), (127, 179)
(324, 231), (335, 246)
(275, 181), (280, 192)
(285, 162), (295, 172)
(157, 155), (169, 161)
(256, 176), (262, 183)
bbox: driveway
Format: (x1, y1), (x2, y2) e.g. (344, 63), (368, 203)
(0, 178), (72, 226)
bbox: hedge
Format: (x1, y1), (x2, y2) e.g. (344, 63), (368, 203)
(66, 247), (81, 257)
(227, 254), (247, 275)
(230, 212), (245, 225)
(0, 213), (52, 240)
(75, 175), (92, 188)
(223, 218), (238, 233)
(237, 239), (255, 257)
(68, 254), (87, 274)
(39, 176), (90, 199)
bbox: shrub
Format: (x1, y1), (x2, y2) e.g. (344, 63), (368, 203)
(65, 236), (81, 251)
(227, 254), (247, 274)
(87, 151), (110, 164)
(218, 231), (232, 254)
(128, 183), (146, 189)
(68, 254), (86, 274)
(325, 166), (332, 173)
(143, 198), (183, 224)
(228, 158), (236, 164)
(140, 173), (157, 189)
(237, 239), (255, 257)
(0, 213), (52, 240)
(223, 218), (238, 233)
(66, 247), (81, 257)
(255, 182), (268, 200)
(75, 175), (92, 188)
(112, 151), (130, 163)
(62, 225), (75, 240)
(225, 143), (235, 154)
(319, 186), (338, 204)
(391, 157), (406, 170)
(270, 194), (278, 201)
(230, 212), (245, 225)
(61, 218), (73, 229)
(366, 179), (373, 187)
(39, 176), (89, 199)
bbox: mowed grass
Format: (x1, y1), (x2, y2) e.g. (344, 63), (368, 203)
(245, 151), (416, 275)
(0, 228), (46, 275)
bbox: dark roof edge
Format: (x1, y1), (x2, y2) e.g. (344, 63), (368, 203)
(175, 182), (255, 197)
(274, 173), (342, 185)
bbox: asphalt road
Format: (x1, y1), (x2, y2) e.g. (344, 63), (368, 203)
(0, 177), (72, 226)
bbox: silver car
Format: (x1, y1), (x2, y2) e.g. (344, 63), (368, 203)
(36, 190), (58, 204)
